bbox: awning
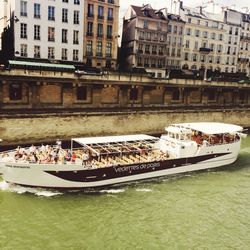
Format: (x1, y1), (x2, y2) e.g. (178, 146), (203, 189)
(73, 134), (157, 146)
(170, 123), (243, 135)
(8, 60), (75, 72)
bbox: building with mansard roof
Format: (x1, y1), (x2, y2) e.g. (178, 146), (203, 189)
(121, 4), (170, 78)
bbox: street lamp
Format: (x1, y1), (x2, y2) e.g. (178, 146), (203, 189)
(0, 15), (19, 23)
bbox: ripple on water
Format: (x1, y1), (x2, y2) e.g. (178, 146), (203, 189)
(0, 181), (62, 197)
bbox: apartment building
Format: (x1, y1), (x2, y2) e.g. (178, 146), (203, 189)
(121, 4), (169, 78)
(165, 14), (184, 72)
(1, 0), (84, 62)
(83, 0), (119, 69)
(179, 6), (228, 74)
(238, 13), (250, 76)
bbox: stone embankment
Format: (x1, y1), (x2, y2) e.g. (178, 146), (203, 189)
(0, 108), (249, 145)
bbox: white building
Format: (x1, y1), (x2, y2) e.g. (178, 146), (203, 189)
(1, 0), (83, 62)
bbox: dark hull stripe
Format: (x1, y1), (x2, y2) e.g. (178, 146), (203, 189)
(45, 153), (230, 183)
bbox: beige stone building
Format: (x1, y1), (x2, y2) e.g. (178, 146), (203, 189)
(238, 13), (250, 76)
(165, 14), (185, 72)
(121, 4), (169, 78)
(179, 6), (227, 75)
(83, 0), (119, 69)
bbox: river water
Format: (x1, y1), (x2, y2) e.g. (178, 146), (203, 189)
(0, 136), (250, 250)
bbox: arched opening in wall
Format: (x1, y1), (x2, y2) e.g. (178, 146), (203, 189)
(239, 90), (245, 104)
(130, 87), (139, 101)
(77, 86), (87, 101)
(182, 64), (189, 70)
(172, 89), (180, 101)
(208, 89), (216, 102)
(9, 83), (22, 101)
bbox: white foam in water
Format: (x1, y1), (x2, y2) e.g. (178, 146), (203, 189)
(0, 181), (62, 197)
(136, 188), (153, 192)
(100, 189), (125, 194)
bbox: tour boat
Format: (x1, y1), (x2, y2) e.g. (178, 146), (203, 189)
(0, 123), (247, 189)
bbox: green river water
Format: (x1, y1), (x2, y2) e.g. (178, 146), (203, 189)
(0, 136), (250, 250)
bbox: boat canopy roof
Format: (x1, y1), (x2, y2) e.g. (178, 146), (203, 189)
(72, 134), (157, 146)
(166, 126), (192, 134)
(167, 122), (243, 135)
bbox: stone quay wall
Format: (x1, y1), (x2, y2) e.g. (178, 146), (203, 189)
(0, 109), (249, 145)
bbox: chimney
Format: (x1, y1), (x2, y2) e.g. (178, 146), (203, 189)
(200, 6), (203, 14)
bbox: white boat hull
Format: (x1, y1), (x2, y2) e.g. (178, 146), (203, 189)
(2, 149), (239, 189)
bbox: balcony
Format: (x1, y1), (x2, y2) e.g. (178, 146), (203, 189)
(145, 50), (150, 54)
(106, 53), (112, 58)
(86, 51), (93, 56)
(199, 47), (211, 53)
(107, 16), (113, 21)
(87, 13), (94, 18)
(107, 34), (113, 39)
(98, 15), (104, 20)
(97, 34), (103, 38)
(96, 52), (103, 57)
(137, 49), (143, 54)
(86, 32), (93, 37)
(158, 51), (164, 56)
(152, 51), (157, 55)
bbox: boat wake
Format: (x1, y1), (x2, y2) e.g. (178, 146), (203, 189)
(0, 181), (62, 197)
(99, 189), (126, 194)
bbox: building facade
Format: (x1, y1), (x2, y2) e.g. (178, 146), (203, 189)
(1, 0), (84, 62)
(83, 0), (119, 69)
(121, 5), (170, 78)
(165, 14), (184, 72)
(238, 13), (250, 76)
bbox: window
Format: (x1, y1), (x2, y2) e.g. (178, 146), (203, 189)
(188, 18), (191, 23)
(62, 29), (68, 43)
(173, 26), (177, 34)
(98, 6), (104, 19)
(48, 47), (55, 59)
(20, 23), (27, 38)
(73, 49), (79, 61)
(73, 30), (79, 44)
(108, 8), (113, 20)
(86, 41), (93, 56)
(168, 25), (172, 33)
(203, 31), (208, 38)
(219, 34), (223, 41)
(74, 0), (80, 4)
(184, 52), (189, 60)
(193, 53), (197, 61)
(61, 48), (67, 60)
(211, 33), (216, 39)
(20, 44), (27, 57)
(179, 27), (183, 35)
(107, 25), (112, 38)
(34, 3), (40, 18)
(9, 84), (22, 101)
(74, 11), (79, 24)
(144, 20), (148, 28)
(194, 41), (198, 50)
(62, 8), (68, 22)
(106, 43), (112, 57)
(77, 86), (87, 101)
(185, 40), (190, 48)
(62, 0), (68, 2)
(96, 42), (102, 57)
(195, 30), (200, 37)
(34, 45), (40, 58)
(48, 6), (55, 21)
(88, 4), (94, 17)
(48, 27), (55, 42)
(97, 23), (103, 37)
(20, 1), (27, 17)
(34, 25), (40, 40)
(186, 28), (191, 35)
(87, 22), (93, 36)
